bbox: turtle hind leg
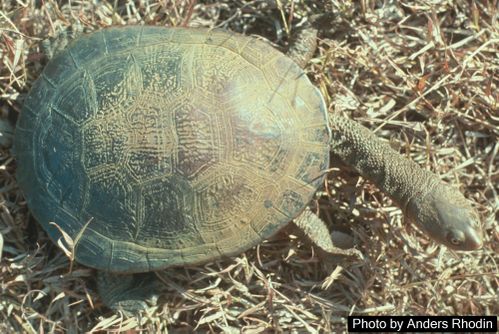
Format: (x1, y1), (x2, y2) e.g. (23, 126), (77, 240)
(41, 22), (84, 59)
(96, 271), (162, 314)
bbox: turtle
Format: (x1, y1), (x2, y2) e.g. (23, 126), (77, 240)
(14, 25), (482, 312)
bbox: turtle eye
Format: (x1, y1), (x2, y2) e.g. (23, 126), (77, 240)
(448, 230), (464, 246)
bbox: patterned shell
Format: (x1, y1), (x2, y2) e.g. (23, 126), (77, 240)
(15, 26), (330, 273)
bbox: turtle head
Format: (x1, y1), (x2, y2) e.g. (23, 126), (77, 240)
(407, 184), (483, 251)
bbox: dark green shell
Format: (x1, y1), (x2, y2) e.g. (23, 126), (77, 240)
(15, 26), (330, 273)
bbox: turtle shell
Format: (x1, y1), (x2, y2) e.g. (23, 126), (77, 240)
(15, 26), (330, 273)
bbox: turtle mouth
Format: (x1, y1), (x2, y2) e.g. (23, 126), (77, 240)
(409, 217), (483, 251)
(456, 226), (483, 251)
(442, 224), (483, 251)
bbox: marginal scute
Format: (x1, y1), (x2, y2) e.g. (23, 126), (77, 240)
(68, 31), (105, 63)
(54, 73), (97, 124)
(17, 80), (54, 131)
(14, 26), (330, 273)
(296, 151), (329, 184)
(102, 26), (142, 53)
(41, 111), (84, 205)
(43, 49), (78, 82)
(277, 189), (307, 218)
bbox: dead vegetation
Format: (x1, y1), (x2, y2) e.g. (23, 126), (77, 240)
(0, 0), (497, 333)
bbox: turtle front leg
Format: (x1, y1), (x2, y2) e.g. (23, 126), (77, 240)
(286, 13), (336, 68)
(97, 271), (162, 314)
(285, 12), (482, 251)
(286, 26), (318, 69)
(292, 208), (362, 259)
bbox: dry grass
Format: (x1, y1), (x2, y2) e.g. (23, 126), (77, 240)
(1, 0), (498, 333)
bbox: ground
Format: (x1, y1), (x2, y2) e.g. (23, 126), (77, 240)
(0, 0), (497, 333)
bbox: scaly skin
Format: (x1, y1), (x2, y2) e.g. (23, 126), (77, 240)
(41, 23), (482, 315)
(328, 114), (482, 250)
(287, 21), (482, 251)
